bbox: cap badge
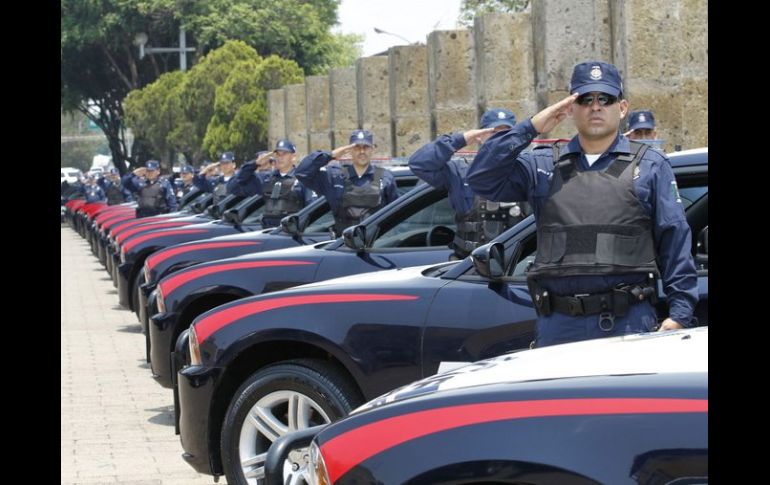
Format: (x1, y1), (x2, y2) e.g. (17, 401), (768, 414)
(497, 111), (505, 119)
(357, 132), (364, 139)
(638, 114), (646, 122)
(590, 66), (602, 80)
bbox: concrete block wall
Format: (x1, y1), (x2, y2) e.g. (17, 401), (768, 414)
(266, 1), (707, 155)
(329, 68), (358, 149)
(305, 75), (331, 152)
(283, 83), (307, 157)
(356, 56), (392, 156)
(267, 89), (285, 150)
(389, 45), (431, 157)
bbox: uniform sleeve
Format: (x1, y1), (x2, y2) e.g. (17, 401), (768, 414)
(121, 174), (141, 194)
(466, 119), (539, 202)
(192, 173), (214, 193)
(408, 133), (466, 189)
(295, 151), (335, 197)
(164, 182), (178, 211)
(227, 169), (260, 197)
(383, 172), (399, 205)
(649, 160), (699, 326)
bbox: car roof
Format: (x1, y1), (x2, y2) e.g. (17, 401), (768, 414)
(355, 327), (707, 413)
(668, 146), (707, 168)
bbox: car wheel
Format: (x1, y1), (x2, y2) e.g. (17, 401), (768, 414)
(221, 359), (360, 485)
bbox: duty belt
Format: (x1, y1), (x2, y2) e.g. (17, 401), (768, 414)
(531, 284), (657, 318)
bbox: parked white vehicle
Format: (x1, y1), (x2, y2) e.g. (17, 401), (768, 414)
(61, 167), (83, 184)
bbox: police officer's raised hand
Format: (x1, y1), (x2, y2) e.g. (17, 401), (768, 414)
(657, 317), (684, 332)
(133, 167), (147, 177)
(464, 128), (496, 146)
(531, 94), (579, 134)
(256, 151), (275, 168)
(331, 143), (357, 161)
(202, 162), (220, 175)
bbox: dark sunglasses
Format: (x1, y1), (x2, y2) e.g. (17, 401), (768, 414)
(575, 93), (618, 106)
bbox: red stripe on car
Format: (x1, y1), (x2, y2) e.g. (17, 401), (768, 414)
(159, 260), (315, 298)
(123, 229), (209, 252)
(195, 293), (419, 343)
(146, 241), (261, 271)
(112, 216), (173, 235)
(116, 221), (196, 244)
(322, 397), (709, 482)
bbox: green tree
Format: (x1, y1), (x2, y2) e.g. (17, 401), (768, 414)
(123, 70), (186, 170)
(458, 0), (530, 26)
(203, 55), (304, 159)
(61, 0), (183, 174)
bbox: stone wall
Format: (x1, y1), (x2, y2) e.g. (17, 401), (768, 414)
(267, 0), (707, 155)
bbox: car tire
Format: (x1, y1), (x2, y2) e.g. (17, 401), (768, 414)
(221, 359), (361, 485)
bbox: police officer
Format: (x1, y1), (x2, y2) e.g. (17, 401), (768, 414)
(230, 140), (315, 227)
(193, 151), (239, 203)
(466, 60), (698, 347)
(174, 165), (196, 200)
(98, 167), (133, 205)
(123, 160), (178, 218)
(409, 108), (526, 259)
(296, 129), (399, 237)
(624, 109), (662, 147)
(81, 174), (106, 203)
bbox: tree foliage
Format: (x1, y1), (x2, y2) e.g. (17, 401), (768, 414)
(203, 54), (304, 159)
(62, 0), (359, 172)
(458, 0), (530, 26)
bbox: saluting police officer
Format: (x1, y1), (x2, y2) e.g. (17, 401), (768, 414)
(466, 60), (698, 347)
(174, 165), (196, 201)
(193, 151), (239, 204)
(409, 108), (526, 259)
(230, 139), (315, 227)
(624, 109), (664, 151)
(82, 174), (106, 203)
(99, 167), (133, 205)
(123, 160), (178, 218)
(296, 129), (399, 237)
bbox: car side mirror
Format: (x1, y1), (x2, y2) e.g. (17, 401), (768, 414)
(281, 214), (300, 236)
(222, 208), (240, 224)
(342, 224), (367, 252)
(471, 242), (507, 279)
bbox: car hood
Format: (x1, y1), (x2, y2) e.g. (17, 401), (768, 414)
(355, 327), (708, 413)
(298, 263), (448, 290)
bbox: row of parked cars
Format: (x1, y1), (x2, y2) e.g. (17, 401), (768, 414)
(63, 147), (708, 485)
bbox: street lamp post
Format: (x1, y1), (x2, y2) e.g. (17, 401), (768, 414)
(133, 28), (197, 71)
(373, 27), (414, 45)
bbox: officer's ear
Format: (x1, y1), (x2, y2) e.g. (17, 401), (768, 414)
(619, 99), (629, 119)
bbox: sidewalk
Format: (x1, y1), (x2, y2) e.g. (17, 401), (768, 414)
(61, 225), (223, 485)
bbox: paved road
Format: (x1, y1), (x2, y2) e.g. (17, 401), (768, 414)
(61, 225), (224, 485)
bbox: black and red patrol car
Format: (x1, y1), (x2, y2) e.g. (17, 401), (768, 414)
(174, 148), (708, 484)
(268, 327), (708, 485)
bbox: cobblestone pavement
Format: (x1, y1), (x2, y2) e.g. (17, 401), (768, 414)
(61, 225), (225, 485)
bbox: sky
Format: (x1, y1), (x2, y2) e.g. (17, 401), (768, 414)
(335, 0), (464, 57)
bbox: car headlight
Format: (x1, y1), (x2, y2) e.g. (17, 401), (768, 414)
(189, 326), (202, 366)
(144, 262), (151, 286)
(308, 441), (330, 485)
(156, 286), (166, 314)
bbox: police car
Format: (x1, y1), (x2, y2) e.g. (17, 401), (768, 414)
(268, 328), (708, 485)
(174, 148), (707, 484)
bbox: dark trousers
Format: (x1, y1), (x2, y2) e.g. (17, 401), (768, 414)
(535, 300), (658, 348)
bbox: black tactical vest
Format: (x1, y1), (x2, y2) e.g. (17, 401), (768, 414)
(212, 180), (228, 204)
(262, 174), (304, 225)
(105, 183), (124, 205)
(333, 166), (384, 236)
(453, 196), (517, 256)
(136, 181), (168, 217)
(527, 141), (659, 282)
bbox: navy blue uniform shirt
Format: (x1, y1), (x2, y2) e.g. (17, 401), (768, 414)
(192, 172), (239, 195)
(466, 118), (698, 326)
(408, 132), (476, 214)
(295, 151), (398, 214)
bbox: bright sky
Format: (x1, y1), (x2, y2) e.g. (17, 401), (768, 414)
(336, 0), (464, 57)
